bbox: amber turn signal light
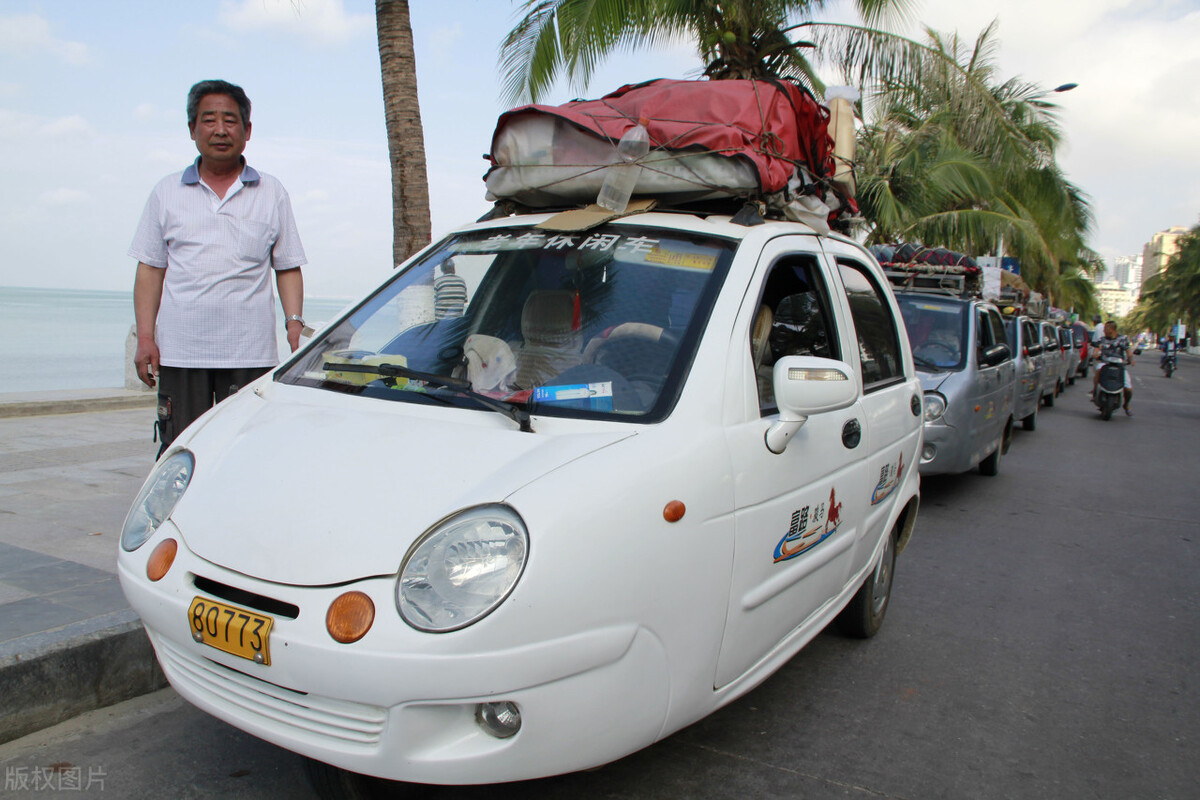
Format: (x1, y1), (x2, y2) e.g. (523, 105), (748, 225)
(326, 591), (375, 644)
(663, 500), (686, 523)
(146, 538), (177, 582)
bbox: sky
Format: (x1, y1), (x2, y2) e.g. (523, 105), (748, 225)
(1, 0), (1198, 298)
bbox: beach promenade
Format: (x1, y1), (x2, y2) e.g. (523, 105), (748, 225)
(0, 389), (164, 743)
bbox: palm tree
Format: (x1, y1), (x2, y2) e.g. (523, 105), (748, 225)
(376, 0), (431, 266)
(498, 0), (917, 105)
(1130, 223), (1200, 335)
(852, 22), (1099, 305)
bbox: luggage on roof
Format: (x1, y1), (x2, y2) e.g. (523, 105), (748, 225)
(484, 78), (855, 225)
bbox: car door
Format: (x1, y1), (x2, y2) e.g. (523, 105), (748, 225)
(974, 305), (1015, 448)
(827, 247), (922, 574)
(1041, 322), (1062, 390)
(716, 238), (868, 688)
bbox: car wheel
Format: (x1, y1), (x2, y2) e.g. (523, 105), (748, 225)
(1022, 409), (1037, 431)
(836, 529), (896, 639)
(304, 758), (423, 800)
(1043, 389), (1055, 408)
(979, 442), (1001, 476)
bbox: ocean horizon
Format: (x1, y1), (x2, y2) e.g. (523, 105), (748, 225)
(0, 286), (355, 395)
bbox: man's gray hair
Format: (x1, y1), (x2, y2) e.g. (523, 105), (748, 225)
(187, 80), (251, 128)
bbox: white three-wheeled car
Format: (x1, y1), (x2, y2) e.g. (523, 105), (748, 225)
(120, 208), (921, 790)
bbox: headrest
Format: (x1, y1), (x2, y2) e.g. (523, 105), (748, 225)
(521, 290), (577, 346)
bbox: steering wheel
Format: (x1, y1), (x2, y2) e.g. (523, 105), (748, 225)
(585, 323), (678, 384)
(916, 341), (957, 363)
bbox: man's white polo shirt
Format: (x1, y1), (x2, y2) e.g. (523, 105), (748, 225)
(129, 158), (307, 368)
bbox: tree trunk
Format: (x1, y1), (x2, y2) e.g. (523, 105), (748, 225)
(376, 0), (431, 267)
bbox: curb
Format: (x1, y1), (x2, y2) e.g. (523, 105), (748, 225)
(0, 611), (167, 745)
(0, 390), (156, 419)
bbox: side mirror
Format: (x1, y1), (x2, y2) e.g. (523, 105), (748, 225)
(981, 343), (1011, 367)
(766, 356), (859, 454)
(1027, 343), (1043, 357)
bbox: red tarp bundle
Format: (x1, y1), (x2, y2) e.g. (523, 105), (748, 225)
(486, 78), (840, 198)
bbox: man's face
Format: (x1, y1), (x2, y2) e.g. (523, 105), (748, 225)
(189, 93), (250, 168)
(1105, 323), (1117, 338)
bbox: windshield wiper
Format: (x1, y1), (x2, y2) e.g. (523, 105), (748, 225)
(911, 355), (943, 372)
(321, 361), (533, 432)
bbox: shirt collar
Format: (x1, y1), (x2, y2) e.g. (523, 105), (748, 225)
(181, 156), (260, 185)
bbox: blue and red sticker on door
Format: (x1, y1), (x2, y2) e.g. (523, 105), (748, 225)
(773, 451), (905, 563)
(773, 487), (843, 563)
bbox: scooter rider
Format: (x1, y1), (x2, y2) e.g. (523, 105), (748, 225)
(1159, 334), (1178, 369)
(1093, 321), (1134, 415)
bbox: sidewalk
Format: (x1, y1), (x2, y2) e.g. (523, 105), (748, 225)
(0, 388), (163, 744)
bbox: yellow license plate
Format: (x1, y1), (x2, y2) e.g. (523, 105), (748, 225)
(188, 596), (273, 665)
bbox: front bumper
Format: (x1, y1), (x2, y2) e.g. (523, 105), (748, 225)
(119, 526), (671, 785)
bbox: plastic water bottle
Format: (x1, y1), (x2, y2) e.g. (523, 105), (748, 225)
(596, 118), (650, 212)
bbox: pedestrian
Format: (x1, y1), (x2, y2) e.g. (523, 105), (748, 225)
(433, 257), (468, 319)
(129, 79), (307, 456)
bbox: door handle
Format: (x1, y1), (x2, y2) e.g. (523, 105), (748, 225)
(842, 419), (862, 449)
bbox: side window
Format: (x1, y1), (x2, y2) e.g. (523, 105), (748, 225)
(751, 255), (840, 413)
(1023, 320), (1039, 351)
(979, 309), (1008, 367)
(988, 310), (1008, 351)
(837, 260), (904, 391)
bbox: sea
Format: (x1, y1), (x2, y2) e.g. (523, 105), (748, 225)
(0, 286), (354, 394)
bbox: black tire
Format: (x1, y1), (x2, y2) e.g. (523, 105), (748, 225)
(836, 530), (896, 639)
(1022, 409), (1037, 431)
(304, 758), (426, 800)
(1165, 363), (1174, 378)
(1100, 404), (1114, 421)
(979, 442), (1001, 476)
(1043, 389), (1055, 408)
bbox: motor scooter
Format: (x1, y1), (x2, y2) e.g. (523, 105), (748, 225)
(1095, 360), (1125, 420)
(1162, 349), (1177, 378)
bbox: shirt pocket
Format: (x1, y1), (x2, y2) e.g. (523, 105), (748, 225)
(232, 219), (274, 262)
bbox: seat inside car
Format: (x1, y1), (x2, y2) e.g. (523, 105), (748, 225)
(511, 289), (582, 389)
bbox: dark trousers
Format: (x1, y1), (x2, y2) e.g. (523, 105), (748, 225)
(156, 366), (271, 457)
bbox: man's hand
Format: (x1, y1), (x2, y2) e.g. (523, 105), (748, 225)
(134, 337), (160, 388)
(286, 319), (303, 352)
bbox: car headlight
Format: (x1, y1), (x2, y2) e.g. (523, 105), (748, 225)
(121, 450), (194, 551)
(922, 392), (947, 423)
(397, 505), (528, 632)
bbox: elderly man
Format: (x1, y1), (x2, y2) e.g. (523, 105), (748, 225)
(130, 79), (307, 455)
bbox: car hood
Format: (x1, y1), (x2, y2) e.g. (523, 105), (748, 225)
(916, 369), (954, 393)
(170, 386), (632, 585)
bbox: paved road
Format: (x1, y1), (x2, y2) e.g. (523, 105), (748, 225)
(2, 362), (1197, 799)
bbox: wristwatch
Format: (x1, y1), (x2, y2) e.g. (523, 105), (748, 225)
(285, 314), (305, 326)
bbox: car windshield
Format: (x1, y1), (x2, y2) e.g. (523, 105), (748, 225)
(277, 223), (736, 422)
(897, 295), (968, 371)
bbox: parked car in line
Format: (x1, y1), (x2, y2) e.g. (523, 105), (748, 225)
(1037, 320), (1062, 406)
(1003, 314), (1044, 431)
(896, 290), (1015, 476)
(1057, 325), (1079, 387)
(1071, 321), (1092, 378)
(118, 208), (924, 789)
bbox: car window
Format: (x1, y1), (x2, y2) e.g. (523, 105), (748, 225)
(897, 294), (967, 372)
(987, 309), (1008, 353)
(751, 255), (840, 413)
(277, 224), (737, 422)
(837, 260), (905, 390)
(1023, 320), (1040, 351)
